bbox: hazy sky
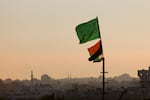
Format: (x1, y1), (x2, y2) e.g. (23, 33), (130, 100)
(0, 0), (150, 80)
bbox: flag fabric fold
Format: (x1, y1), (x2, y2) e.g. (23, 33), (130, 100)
(75, 17), (100, 44)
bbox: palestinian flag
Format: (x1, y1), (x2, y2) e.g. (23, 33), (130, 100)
(88, 40), (103, 62)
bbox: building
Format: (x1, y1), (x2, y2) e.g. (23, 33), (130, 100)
(138, 66), (150, 87)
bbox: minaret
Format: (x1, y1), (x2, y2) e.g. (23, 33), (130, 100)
(67, 72), (72, 80)
(70, 72), (72, 79)
(31, 70), (33, 86)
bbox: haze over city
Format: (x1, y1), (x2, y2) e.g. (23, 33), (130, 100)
(0, 0), (150, 80)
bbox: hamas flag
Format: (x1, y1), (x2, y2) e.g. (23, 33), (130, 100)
(75, 17), (100, 44)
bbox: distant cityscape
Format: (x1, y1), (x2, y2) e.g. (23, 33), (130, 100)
(0, 67), (150, 100)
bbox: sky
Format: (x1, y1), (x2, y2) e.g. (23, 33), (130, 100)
(0, 0), (150, 80)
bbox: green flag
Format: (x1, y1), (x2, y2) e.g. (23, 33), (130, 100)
(75, 17), (100, 44)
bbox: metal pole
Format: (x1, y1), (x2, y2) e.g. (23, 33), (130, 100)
(102, 58), (105, 100)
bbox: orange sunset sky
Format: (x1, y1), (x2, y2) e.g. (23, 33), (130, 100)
(0, 0), (150, 80)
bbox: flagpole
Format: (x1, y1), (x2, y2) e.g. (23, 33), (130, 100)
(102, 58), (105, 100)
(96, 16), (106, 100)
